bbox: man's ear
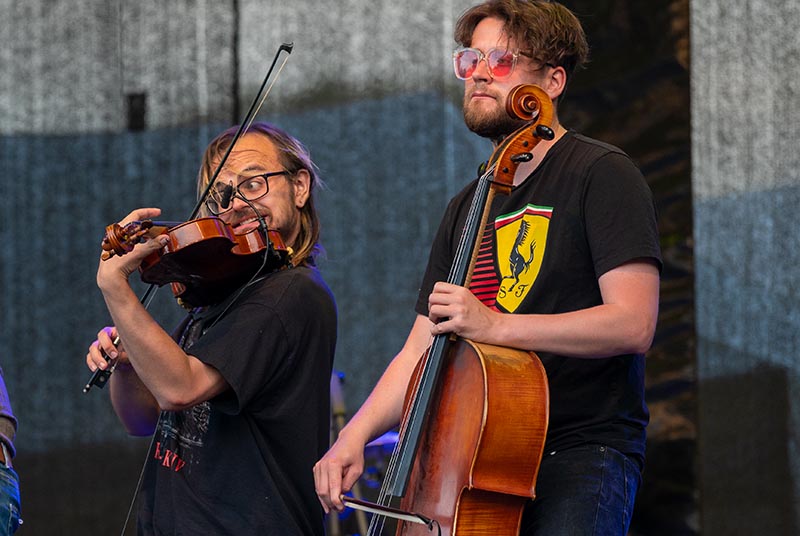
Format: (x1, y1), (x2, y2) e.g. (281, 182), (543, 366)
(544, 65), (567, 102)
(293, 169), (311, 208)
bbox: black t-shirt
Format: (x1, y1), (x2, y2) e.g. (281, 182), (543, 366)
(416, 131), (661, 465)
(137, 265), (337, 535)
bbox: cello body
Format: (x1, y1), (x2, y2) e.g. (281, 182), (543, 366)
(398, 339), (549, 535)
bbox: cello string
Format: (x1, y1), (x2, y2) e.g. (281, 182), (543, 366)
(369, 343), (434, 533)
(447, 162), (496, 285)
(366, 163), (497, 534)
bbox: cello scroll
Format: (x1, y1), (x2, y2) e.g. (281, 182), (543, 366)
(489, 84), (555, 191)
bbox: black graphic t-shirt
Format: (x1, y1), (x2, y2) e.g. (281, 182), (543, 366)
(137, 265), (337, 535)
(416, 131), (662, 465)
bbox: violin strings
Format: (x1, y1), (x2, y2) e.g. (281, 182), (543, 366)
(200, 206), (276, 331)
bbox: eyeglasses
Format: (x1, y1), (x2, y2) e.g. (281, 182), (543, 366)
(452, 47), (547, 80)
(205, 170), (288, 215)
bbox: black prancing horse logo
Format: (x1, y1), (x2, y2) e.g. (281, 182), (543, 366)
(506, 220), (536, 292)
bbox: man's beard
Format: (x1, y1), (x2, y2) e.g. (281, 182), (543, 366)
(463, 96), (528, 141)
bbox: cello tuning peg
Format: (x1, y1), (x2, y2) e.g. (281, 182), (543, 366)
(510, 153), (533, 163)
(535, 125), (555, 140)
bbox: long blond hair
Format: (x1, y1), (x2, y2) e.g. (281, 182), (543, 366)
(197, 122), (322, 267)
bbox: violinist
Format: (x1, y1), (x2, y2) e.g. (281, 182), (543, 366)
(86, 122), (336, 535)
(314, 1), (661, 535)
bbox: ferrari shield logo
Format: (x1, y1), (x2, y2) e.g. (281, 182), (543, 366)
(495, 204), (553, 312)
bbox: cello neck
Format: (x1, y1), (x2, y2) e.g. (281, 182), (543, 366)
(385, 163), (496, 497)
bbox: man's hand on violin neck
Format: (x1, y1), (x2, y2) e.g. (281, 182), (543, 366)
(120, 207), (162, 226)
(96, 207), (168, 291)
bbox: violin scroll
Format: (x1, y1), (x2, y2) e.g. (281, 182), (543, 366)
(101, 220), (155, 260)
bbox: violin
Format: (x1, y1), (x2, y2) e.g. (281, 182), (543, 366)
(101, 217), (291, 307)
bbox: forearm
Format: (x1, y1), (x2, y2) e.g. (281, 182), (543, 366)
(340, 316), (432, 445)
(101, 283), (212, 410)
(340, 358), (412, 445)
(0, 418), (15, 458)
(487, 264), (660, 357)
(430, 261), (660, 358)
(0, 376), (16, 456)
(490, 302), (656, 358)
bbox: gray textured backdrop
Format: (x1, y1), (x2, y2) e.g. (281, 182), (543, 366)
(692, 0), (800, 533)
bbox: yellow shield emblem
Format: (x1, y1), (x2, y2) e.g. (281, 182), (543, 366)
(495, 205), (553, 312)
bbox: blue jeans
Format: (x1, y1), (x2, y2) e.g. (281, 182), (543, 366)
(520, 444), (641, 536)
(0, 466), (21, 535)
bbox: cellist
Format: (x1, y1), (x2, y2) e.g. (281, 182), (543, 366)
(314, 2), (661, 535)
(86, 123), (337, 535)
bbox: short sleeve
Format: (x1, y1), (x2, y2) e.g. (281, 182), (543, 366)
(583, 153), (662, 277)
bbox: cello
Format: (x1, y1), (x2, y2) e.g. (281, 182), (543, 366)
(355, 84), (555, 535)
